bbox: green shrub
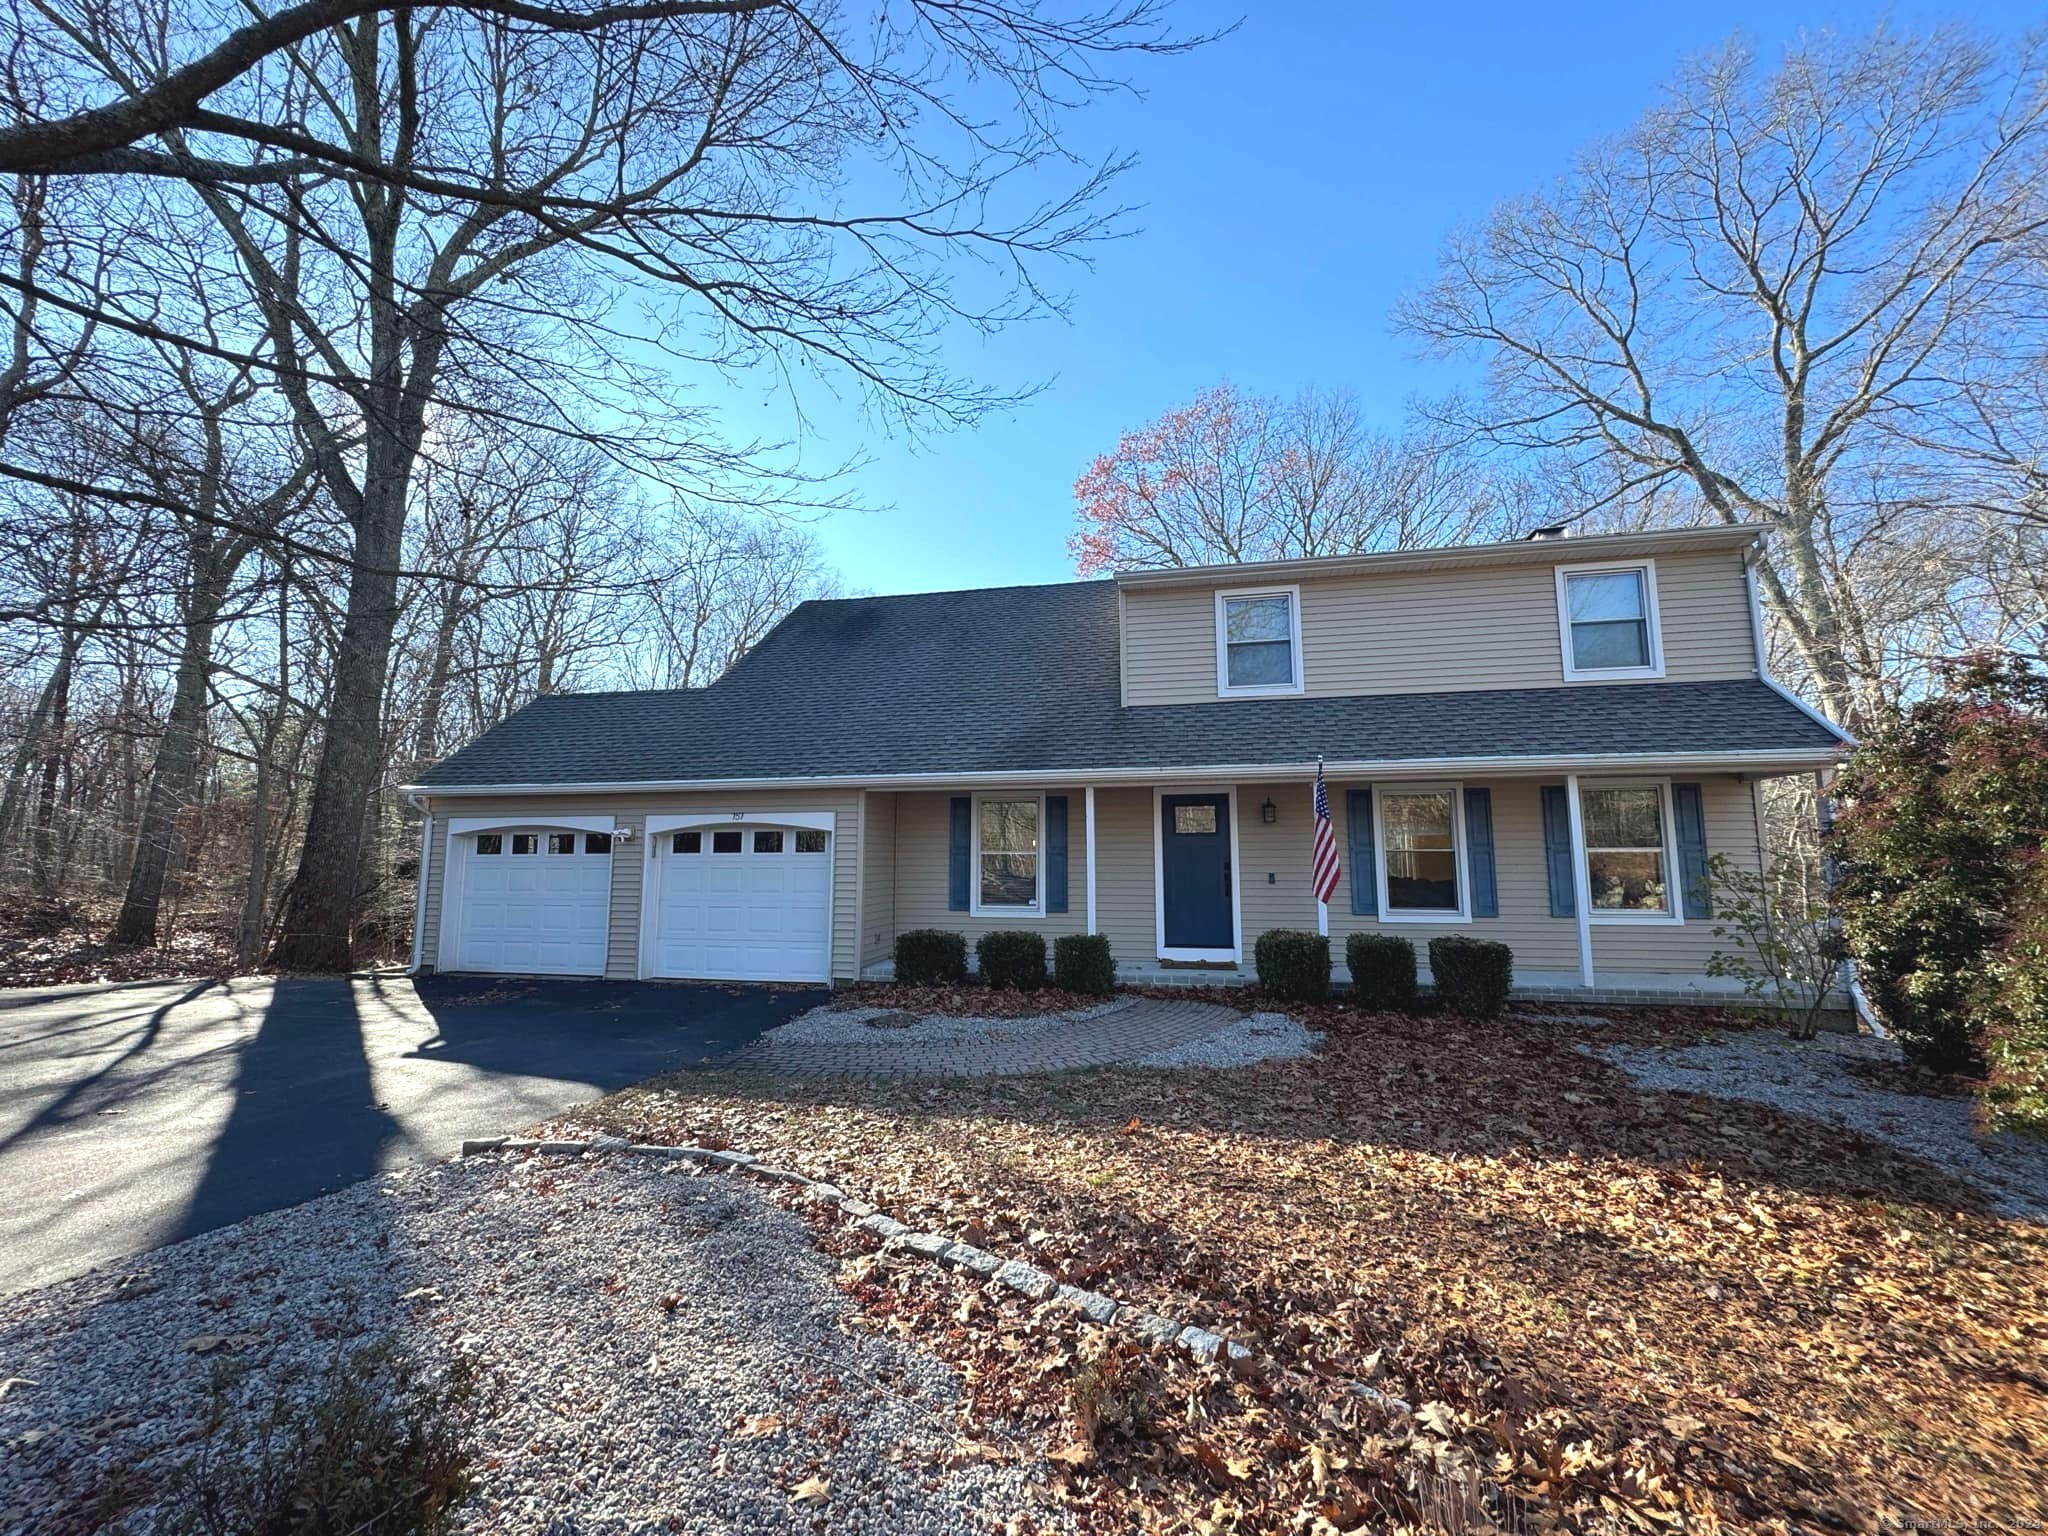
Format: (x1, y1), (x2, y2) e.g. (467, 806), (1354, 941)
(1835, 656), (2048, 1074)
(159, 1339), (480, 1536)
(895, 928), (966, 986)
(976, 930), (1048, 990)
(1345, 933), (1417, 1011)
(1053, 933), (1117, 996)
(1253, 929), (1331, 1002)
(1980, 861), (2048, 1138)
(1429, 935), (1513, 1020)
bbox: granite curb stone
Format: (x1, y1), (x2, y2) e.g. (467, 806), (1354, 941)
(465, 1133), (1411, 1413)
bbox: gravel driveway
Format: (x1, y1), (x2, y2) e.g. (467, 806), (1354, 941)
(0, 1153), (1067, 1535)
(1593, 1028), (2048, 1223)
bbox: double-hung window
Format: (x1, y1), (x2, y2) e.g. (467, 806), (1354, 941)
(1556, 561), (1663, 680)
(1373, 783), (1470, 921)
(973, 796), (1042, 914)
(1580, 782), (1679, 919)
(1215, 587), (1304, 696)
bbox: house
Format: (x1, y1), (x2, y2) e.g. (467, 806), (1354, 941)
(403, 524), (1849, 1000)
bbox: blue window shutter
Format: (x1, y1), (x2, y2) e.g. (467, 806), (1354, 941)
(1540, 785), (1576, 918)
(1345, 788), (1376, 916)
(1673, 782), (1711, 919)
(948, 797), (971, 912)
(1464, 787), (1498, 918)
(1045, 796), (1069, 913)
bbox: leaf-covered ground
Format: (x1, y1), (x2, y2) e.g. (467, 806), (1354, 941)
(0, 897), (242, 988)
(557, 1000), (2047, 1534)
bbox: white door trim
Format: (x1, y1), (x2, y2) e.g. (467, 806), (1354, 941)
(639, 810), (837, 981)
(1152, 784), (1242, 963)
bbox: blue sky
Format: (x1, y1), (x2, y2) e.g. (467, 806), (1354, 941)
(701, 0), (2038, 597)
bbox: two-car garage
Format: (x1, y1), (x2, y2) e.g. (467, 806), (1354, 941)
(435, 810), (834, 983)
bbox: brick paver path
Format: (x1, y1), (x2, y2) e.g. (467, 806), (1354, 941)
(707, 998), (1247, 1080)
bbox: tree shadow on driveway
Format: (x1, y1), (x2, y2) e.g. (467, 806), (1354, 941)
(0, 971), (820, 1293)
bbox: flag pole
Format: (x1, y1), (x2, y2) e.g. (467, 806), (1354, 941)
(1315, 756), (1330, 937)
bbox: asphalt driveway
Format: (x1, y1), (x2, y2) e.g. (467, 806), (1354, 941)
(0, 972), (819, 1294)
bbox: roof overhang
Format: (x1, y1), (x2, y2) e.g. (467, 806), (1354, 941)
(1112, 524), (1767, 591)
(403, 744), (1841, 800)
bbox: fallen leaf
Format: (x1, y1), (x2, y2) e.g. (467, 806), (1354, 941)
(790, 1475), (830, 1504)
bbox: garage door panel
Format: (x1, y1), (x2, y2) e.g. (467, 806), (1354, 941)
(648, 824), (831, 983)
(450, 828), (611, 977)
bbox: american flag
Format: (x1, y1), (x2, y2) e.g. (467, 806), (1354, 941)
(1311, 759), (1341, 905)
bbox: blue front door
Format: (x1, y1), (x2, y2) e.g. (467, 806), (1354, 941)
(1161, 794), (1233, 951)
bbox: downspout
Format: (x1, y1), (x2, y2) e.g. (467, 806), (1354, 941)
(406, 792), (432, 974)
(1812, 768), (1886, 1040)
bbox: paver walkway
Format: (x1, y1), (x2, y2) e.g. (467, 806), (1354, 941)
(707, 998), (1247, 1079)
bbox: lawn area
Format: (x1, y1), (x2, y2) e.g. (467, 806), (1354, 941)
(556, 1001), (2047, 1534)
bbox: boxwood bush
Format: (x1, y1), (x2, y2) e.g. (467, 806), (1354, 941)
(1253, 929), (1331, 1003)
(976, 930), (1048, 991)
(1053, 933), (1117, 997)
(894, 928), (966, 986)
(1346, 933), (1418, 1011)
(1428, 935), (1513, 1020)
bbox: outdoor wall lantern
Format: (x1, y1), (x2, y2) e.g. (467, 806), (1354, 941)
(1261, 797), (1278, 824)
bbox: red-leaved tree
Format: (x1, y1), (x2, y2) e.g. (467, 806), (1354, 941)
(1070, 384), (1524, 573)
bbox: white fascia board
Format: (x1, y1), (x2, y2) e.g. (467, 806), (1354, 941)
(1114, 524), (1765, 591)
(403, 747), (1842, 800)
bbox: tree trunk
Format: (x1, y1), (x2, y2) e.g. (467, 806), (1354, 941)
(237, 733), (276, 968)
(110, 592), (222, 945)
(29, 643), (73, 899)
(267, 490), (406, 970)
(0, 643), (72, 856)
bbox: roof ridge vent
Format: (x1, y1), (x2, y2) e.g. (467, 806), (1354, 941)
(1525, 524), (1572, 541)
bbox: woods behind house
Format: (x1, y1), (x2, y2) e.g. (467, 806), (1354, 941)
(2, 15), (2044, 974)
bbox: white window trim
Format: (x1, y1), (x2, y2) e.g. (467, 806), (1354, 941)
(1214, 585), (1306, 698)
(1578, 777), (1684, 926)
(970, 791), (1047, 919)
(1555, 559), (1665, 682)
(1372, 781), (1472, 925)
(1152, 784), (1242, 962)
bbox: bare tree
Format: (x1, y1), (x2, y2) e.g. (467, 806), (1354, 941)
(624, 508), (838, 688)
(107, 342), (312, 946)
(1070, 382), (1526, 571)
(0, 0), (1196, 968)
(1398, 25), (2048, 722)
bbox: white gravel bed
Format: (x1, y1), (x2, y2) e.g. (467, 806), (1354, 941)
(1592, 1030), (2048, 1223)
(0, 1155), (1069, 1536)
(771, 997), (1131, 1046)
(1133, 1011), (1321, 1069)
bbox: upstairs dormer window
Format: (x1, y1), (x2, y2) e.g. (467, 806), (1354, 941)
(1215, 586), (1304, 697)
(1556, 560), (1664, 681)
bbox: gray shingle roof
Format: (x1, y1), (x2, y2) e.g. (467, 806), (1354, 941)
(413, 579), (1846, 789)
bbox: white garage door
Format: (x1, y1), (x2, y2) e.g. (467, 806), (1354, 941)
(647, 824), (832, 982)
(452, 828), (612, 976)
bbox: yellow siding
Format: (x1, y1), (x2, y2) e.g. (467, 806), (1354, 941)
(859, 791), (897, 968)
(891, 790), (1091, 949)
(418, 788), (863, 980)
(1120, 547), (1757, 705)
(418, 775), (1762, 987)
(1092, 787), (1156, 971)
